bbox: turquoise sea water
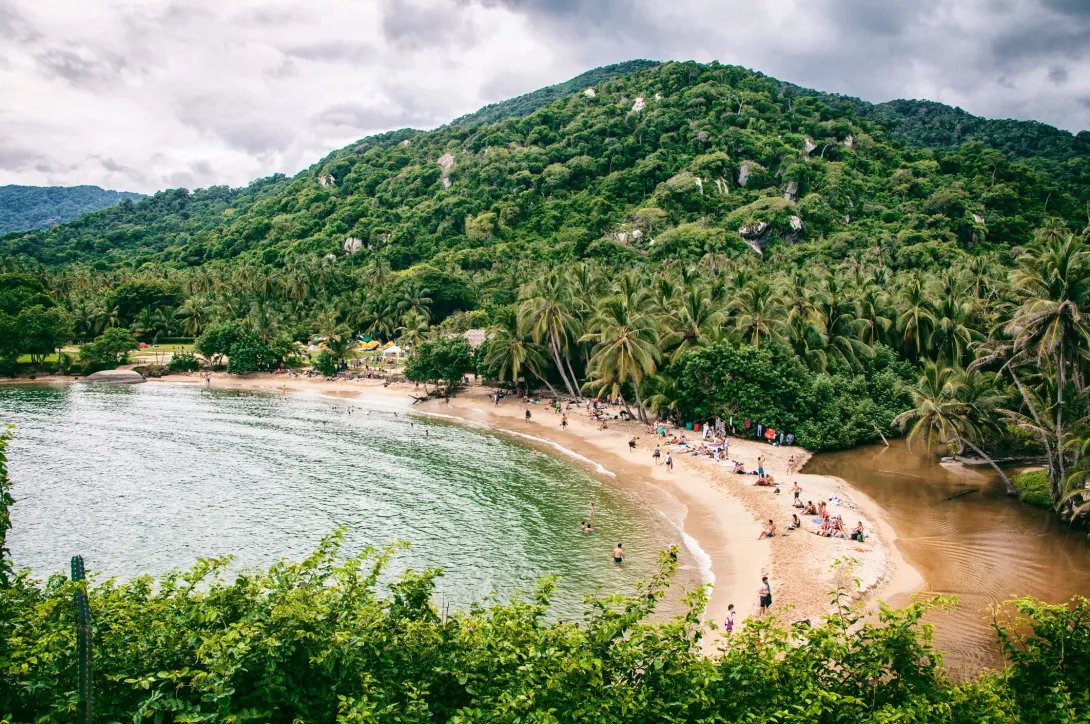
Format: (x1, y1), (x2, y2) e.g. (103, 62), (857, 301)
(1, 383), (687, 619)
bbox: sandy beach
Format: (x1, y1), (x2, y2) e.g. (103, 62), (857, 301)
(9, 370), (923, 639)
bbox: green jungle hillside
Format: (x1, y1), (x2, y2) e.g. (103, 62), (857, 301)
(3, 61), (1087, 271)
(0, 185), (144, 235)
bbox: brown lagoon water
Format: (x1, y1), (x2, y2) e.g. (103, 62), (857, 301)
(0, 383), (697, 620)
(807, 441), (1090, 672)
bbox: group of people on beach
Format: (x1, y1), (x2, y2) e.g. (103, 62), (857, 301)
(499, 388), (872, 631)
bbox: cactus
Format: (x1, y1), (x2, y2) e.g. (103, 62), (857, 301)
(71, 555), (93, 724)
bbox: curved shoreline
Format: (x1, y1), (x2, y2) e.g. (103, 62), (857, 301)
(6, 372), (924, 638)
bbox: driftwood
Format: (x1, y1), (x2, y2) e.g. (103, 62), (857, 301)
(944, 488), (979, 502)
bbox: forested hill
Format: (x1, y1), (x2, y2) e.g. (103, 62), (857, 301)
(0, 184), (145, 234)
(450, 60), (659, 127)
(3, 60), (1088, 270)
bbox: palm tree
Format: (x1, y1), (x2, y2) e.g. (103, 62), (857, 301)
(485, 310), (552, 394)
(397, 282), (433, 323)
(659, 281), (725, 362)
(816, 277), (873, 371)
(359, 298), (398, 341)
(176, 297), (211, 337)
(730, 278), (784, 349)
(396, 311), (430, 352)
(581, 289), (659, 423)
(786, 314), (828, 372)
(131, 306), (158, 339)
(1005, 232), (1090, 496)
(519, 271), (581, 397)
(893, 363), (1015, 494)
(895, 274), (935, 361)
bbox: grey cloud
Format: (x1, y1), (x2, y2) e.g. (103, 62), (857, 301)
(1043, 0), (1090, 18)
(178, 96), (295, 155)
(36, 47), (128, 87)
(828, 0), (942, 37)
(313, 99), (441, 134)
(2, 0), (1089, 195)
(0, 3), (38, 42)
(0, 142), (40, 171)
(380, 0), (478, 50)
(284, 41), (375, 64)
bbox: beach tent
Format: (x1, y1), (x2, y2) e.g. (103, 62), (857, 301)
(383, 345), (403, 357)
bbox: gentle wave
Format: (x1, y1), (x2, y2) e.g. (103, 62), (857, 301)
(410, 409), (617, 478)
(500, 430), (617, 478)
(681, 531), (716, 586)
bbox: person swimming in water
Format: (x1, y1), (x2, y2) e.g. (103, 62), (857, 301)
(613, 543), (624, 563)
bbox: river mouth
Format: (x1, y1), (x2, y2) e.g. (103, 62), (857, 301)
(805, 441), (1090, 674)
(1, 383), (696, 621)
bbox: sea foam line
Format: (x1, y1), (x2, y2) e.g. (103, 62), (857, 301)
(658, 511), (716, 586)
(501, 429), (616, 477)
(408, 410), (616, 477)
(681, 531), (716, 586)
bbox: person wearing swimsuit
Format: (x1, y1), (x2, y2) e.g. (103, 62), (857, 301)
(613, 544), (624, 564)
(758, 576), (772, 616)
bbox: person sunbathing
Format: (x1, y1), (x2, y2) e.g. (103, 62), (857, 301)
(787, 514), (802, 531)
(818, 501), (829, 519)
(851, 521), (865, 542)
(732, 461), (746, 474)
(802, 501), (817, 515)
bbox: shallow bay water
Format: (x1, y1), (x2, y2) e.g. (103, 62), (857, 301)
(1, 383), (688, 620)
(807, 441), (1090, 673)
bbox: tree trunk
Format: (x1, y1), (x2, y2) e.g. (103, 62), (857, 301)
(961, 437), (1017, 497)
(632, 378), (648, 424)
(533, 369), (561, 398)
(549, 336), (576, 397)
(564, 354), (581, 394)
(1008, 363), (1061, 502)
(1055, 348), (1066, 505)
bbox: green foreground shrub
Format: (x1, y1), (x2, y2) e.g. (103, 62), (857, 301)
(1, 531), (1088, 723)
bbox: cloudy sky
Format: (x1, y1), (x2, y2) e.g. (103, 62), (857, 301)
(1, 0), (1087, 194)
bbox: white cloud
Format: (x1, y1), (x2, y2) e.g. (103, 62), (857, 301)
(0, 0), (1085, 194)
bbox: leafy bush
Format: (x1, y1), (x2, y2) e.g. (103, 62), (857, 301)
(167, 351), (202, 372)
(1014, 470), (1052, 508)
(78, 328), (138, 366)
(405, 337), (473, 396)
(314, 349), (337, 377)
(226, 332), (281, 374)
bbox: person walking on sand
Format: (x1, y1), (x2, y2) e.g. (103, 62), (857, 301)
(791, 482), (802, 504)
(724, 604), (736, 635)
(653, 446), (661, 465)
(628, 436), (636, 452)
(525, 408), (532, 422)
(758, 577), (772, 617)
(613, 543), (624, 563)
(757, 456), (765, 478)
(561, 414), (568, 430)
(665, 451), (673, 472)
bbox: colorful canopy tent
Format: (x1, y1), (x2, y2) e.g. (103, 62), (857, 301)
(382, 345), (403, 357)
